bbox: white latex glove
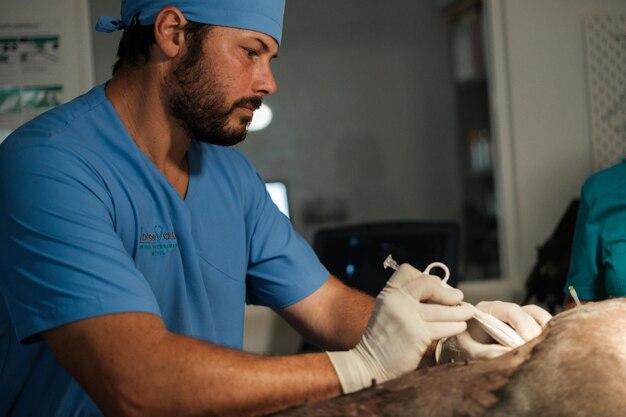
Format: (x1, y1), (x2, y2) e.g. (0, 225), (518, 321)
(326, 264), (475, 394)
(440, 301), (552, 362)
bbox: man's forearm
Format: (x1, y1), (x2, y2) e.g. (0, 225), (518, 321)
(314, 286), (374, 350)
(131, 332), (342, 417)
(44, 313), (342, 417)
(279, 276), (375, 351)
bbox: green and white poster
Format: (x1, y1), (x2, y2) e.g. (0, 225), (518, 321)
(0, 0), (94, 144)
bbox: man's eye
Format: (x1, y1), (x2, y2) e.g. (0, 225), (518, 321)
(245, 49), (258, 57)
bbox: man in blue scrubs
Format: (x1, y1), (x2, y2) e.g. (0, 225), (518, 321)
(0, 1), (551, 415)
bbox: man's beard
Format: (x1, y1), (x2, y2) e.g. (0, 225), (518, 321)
(164, 42), (261, 146)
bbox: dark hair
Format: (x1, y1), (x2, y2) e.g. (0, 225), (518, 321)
(112, 14), (211, 75)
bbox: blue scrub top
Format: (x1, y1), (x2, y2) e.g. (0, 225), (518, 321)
(0, 84), (329, 416)
(565, 161), (626, 300)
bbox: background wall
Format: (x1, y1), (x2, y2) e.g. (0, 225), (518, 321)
(240, 2), (462, 243)
(483, 0), (626, 304)
(89, 1), (122, 85)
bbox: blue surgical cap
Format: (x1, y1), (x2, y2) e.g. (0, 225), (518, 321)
(96, 0), (285, 45)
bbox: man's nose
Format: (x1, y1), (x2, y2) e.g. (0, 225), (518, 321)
(253, 65), (278, 96)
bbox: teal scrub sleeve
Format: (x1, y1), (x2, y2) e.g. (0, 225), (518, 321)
(564, 191), (603, 301)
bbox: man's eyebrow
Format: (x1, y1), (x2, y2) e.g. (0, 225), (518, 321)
(253, 37), (279, 59)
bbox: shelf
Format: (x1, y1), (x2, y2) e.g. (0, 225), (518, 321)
(444, 0), (500, 283)
(449, 1), (485, 85)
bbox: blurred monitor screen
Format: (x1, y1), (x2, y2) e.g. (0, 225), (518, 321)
(265, 181), (290, 218)
(313, 222), (459, 296)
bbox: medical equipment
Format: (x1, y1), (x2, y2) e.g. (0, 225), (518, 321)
(568, 285), (582, 307)
(383, 255), (525, 349)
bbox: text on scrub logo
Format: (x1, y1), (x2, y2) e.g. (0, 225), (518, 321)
(139, 225), (178, 256)
(140, 225), (177, 242)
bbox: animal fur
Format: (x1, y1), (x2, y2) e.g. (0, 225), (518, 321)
(270, 299), (626, 416)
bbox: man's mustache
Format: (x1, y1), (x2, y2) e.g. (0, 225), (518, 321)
(231, 96), (263, 112)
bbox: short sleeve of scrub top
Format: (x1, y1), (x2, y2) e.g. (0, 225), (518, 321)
(186, 141), (329, 310)
(0, 118), (161, 344)
(244, 171), (329, 308)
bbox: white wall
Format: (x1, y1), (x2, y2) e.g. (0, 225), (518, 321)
(482, 0), (626, 303)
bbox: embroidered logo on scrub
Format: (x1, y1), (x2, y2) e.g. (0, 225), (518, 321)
(139, 225), (178, 256)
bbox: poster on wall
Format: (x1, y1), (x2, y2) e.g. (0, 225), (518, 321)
(0, 21), (64, 141)
(584, 14), (626, 171)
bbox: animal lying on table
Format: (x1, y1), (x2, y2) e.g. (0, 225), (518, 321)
(271, 298), (626, 417)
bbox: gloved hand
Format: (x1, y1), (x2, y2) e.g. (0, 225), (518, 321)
(326, 264), (475, 394)
(439, 301), (552, 362)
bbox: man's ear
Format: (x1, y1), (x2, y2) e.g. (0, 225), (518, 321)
(153, 6), (188, 59)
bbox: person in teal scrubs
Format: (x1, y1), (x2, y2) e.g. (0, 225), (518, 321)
(564, 161), (626, 308)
